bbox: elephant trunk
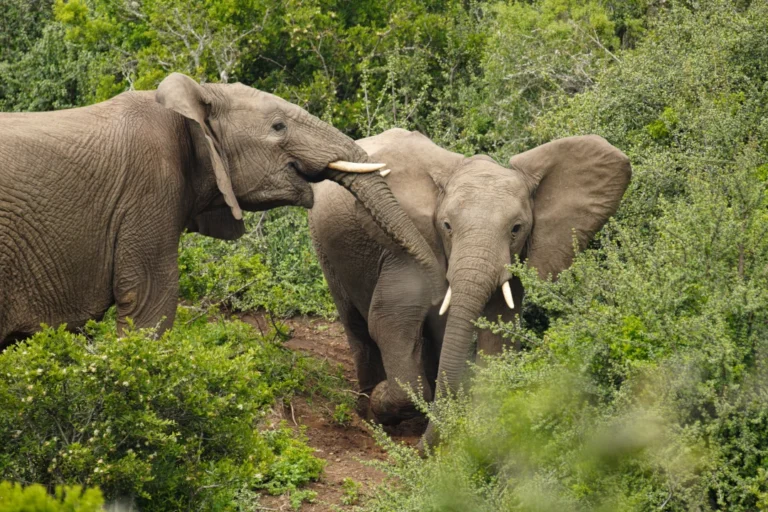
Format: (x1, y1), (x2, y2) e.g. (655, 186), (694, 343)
(421, 233), (501, 448)
(419, 233), (498, 451)
(436, 242), (499, 395)
(327, 169), (444, 304)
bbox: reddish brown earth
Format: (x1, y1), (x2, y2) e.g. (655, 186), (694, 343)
(239, 314), (427, 511)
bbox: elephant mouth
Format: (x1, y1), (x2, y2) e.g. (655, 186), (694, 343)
(290, 159), (331, 183)
(289, 160), (311, 180)
(236, 161), (314, 210)
(287, 162), (314, 207)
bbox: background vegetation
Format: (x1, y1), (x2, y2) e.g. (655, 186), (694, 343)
(2, 0), (768, 510)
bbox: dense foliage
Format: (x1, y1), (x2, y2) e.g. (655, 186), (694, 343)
(0, 312), (345, 509)
(0, 482), (103, 511)
(178, 208), (337, 318)
(3, 0), (768, 510)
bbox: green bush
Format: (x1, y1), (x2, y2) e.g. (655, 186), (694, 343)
(0, 312), (331, 510)
(0, 482), (103, 512)
(179, 208), (337, 319)
(341, 477), (362, 506)
(422, 0), (649, 157)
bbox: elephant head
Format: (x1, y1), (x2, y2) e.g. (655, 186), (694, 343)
(361, 131), (631, 404)
(434, 136), (631, 398)
(155, 73), (442, 300)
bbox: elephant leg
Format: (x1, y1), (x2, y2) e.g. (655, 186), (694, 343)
(368, 258), (433, 425)
(314, 245), (386, 418)
(339, 305), (386, 419)
(476, 276), (525, 359)
(113, 232), (179, 336)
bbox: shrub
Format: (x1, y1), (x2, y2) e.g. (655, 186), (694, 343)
(0, 482), (103, 512)
(179, 208), (337, 319)
(0, 312), (330, 510)
(423, 0), (649, 157)
(332, 403), (353, 427)
(340, 477), (362, 506)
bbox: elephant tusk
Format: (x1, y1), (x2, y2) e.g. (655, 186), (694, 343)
(502, 281), (515, 310)
(438, 287), (452, 316)
(328, 161), (387, 173)
(379, 169), (391, 177)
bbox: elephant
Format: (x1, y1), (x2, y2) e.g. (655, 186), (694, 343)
(309, 128), (631, 446)
(0, 75), (443, 348)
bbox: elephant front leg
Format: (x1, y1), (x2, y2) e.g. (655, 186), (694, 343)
(337, 303), (387, 420)
(113, 235), (179, 336)
(314, 246), (387, 418)
(368, 258), (435, 425)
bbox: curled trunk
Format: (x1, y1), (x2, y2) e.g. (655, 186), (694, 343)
(327, 169), (444, 303)
(297, 117), (443, 302)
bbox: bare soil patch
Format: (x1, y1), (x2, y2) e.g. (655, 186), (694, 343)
(240, 314), (426, 511)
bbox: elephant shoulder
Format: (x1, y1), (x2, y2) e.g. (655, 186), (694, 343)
(309, 180), (383, 269)
(312, 179), (351, 206)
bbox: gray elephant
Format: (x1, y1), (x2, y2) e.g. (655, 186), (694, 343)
(0, 75), (442, 347)
(309, 128), (631, 444)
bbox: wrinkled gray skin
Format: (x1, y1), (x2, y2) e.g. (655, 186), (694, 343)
(309, 128), (631, 447)
(0, 75), (441, 347)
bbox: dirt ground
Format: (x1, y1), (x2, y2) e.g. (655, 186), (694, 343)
(240, 314), (427, 511)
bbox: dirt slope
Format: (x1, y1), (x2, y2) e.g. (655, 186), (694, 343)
(240, 314), (426, 511)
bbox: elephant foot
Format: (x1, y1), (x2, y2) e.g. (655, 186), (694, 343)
(370, 380), (422, 426)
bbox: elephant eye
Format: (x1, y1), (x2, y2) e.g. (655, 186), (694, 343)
(443, 221), (452, 234)
(272, 121), (286, 132)
(512, 224), (522, 235)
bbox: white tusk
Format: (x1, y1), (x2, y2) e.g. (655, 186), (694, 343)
(438, 287), (452, 316)
(502, 281), (515, 310)
(379, 169), (391, 177)
(327, 161), (387, 173)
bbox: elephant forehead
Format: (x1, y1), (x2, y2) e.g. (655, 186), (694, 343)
(449, 170), (529, 201)
(225, 89), (293, 116)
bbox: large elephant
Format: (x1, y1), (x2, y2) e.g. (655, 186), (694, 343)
(309, 128), (631, 445)
(0, 75), (442, 347)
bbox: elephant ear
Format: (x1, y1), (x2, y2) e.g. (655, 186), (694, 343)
(156, 72), (243, 221)
(186, 208), (246, 240)
(509, 135), (631, 280)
